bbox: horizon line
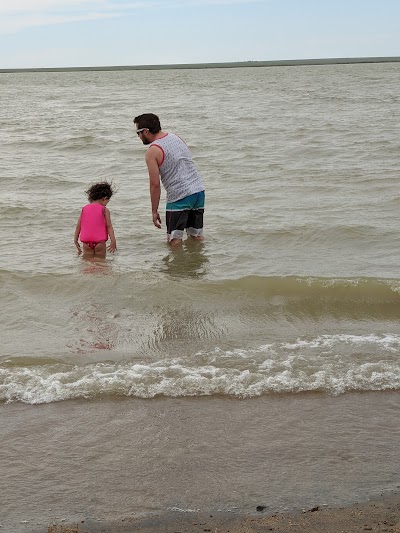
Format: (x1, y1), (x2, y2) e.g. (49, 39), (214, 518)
(1, 56), (400, 73)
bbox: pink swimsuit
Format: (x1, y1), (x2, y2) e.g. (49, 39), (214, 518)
(79, 203), (108, 248)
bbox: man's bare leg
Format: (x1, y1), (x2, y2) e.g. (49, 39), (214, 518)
(169, 238), (183, 246)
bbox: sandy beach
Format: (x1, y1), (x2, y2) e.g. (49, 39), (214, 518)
(2, 393), (399, 533)
(46, 491), (400, 532)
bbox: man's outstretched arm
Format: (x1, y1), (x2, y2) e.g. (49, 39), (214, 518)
(145, 148), (162, 229)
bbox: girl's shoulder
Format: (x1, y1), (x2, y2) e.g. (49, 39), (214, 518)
(83, 202), (102, 208)
(81, 203), (105, 214)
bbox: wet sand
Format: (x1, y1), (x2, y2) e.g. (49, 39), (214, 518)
(48, 492), (400, 532)
(2, 393), (399, 532)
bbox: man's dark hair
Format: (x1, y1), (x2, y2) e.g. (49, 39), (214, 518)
(86, 181), (114, 202)
(133, 113), (161, 134)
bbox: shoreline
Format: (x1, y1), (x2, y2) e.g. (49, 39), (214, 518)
(47, 490), (400, 532)
(2, 393), (399, 532)
(1, 56), (400, 73)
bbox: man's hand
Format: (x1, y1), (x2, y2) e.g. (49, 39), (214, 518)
(152, 211), (162, 228)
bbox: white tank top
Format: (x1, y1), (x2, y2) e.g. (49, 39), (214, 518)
(149, 133), (204, 203)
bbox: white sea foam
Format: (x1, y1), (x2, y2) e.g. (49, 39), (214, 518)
(1, 333), (399, 404)
(282, 333), (400, 351)
(169, 507), (200, 513)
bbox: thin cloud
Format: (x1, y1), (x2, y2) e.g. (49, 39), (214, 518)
(0, 0), (263, 34)
(0, 12), (122, 35)
(0, 0), (262, 15)
(0, 1), (150, 15)
(0, 1), (151, 34)
(175, 0), (263, 4)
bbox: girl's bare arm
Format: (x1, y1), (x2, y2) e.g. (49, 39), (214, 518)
(105, 208), (117, 252)
(74, 214), (82, 255)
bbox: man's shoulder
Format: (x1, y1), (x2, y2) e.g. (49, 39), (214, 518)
(160, 132), (182, 141)
(169, 132), (188, 146)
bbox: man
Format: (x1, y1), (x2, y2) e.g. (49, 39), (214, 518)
(134, 113), (205, 245)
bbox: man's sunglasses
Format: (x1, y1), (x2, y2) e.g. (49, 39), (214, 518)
(136, 128), (148, 136)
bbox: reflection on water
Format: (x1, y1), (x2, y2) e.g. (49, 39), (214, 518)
(153, 305), (220, 345)
(161, 240), (209, 279)
(68, 301), (118, 353)
(68, 256), (116, 354)
(67, 243), (210, 357)
(80, 255), (113, 275)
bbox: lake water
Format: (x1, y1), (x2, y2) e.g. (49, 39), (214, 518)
(1, 62), (399, 532)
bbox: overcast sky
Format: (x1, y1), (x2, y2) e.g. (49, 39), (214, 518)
(1, 0), (399, 69)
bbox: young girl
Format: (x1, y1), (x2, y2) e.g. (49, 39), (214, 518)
(74, 181), (117, 257)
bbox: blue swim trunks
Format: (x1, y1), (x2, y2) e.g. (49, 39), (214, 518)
(165, 191), (205, 241)
(166, 190), (205, 211)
